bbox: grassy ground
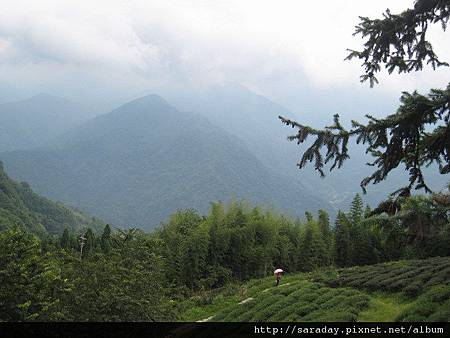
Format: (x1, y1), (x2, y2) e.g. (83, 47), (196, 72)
(177, 256), (450, 322)
(180, 293), (240, 322)
(357, 293), (415, 322)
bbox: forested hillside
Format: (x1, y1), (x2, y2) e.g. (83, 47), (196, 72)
(0, 161), (103, 236)
(1, 189), (448, 321)
(1, 94), (327, 229)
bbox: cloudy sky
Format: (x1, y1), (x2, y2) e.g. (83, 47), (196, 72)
(0, 0), (448, 116)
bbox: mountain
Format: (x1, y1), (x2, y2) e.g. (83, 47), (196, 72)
(0, 93), (92, 152)
(170, 83), (449, 209)
(170, 83), (348, 206)
(0, 161), (103, 236)
(0, 83), (23, 104)
(170, 84), (300, 177)
(1, 94), (328, 229)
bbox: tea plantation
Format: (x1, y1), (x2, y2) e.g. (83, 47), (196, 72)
(179, 256), (450, 322)
(312, 256), (450, 296)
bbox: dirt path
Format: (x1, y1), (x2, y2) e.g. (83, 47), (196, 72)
(197, 282), (293, 321)
(263, 282), (291, 293)
(238, 297), (254, 304)
(196, 315), (214, 322)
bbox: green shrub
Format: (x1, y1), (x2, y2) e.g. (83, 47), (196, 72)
(396, 286), (450, 322)
(318, 257), (450, 296)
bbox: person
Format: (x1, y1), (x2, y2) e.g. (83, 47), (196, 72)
(274, 268), (283, 286)
(276, 272), (281, 286)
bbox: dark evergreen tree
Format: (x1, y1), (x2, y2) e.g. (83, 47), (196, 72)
(396, 196), (448, 258)
(364, 205), (372, 218)
(367, 192), (449, 260)
(317, 209), (332, 265)
(349, 194), (363, 226)
(334, 211), (351, 267)
(69, 232), (78, 250)
(83, 228), (96, 255)
(347, 194), (377, 265)
(60, 228), (70, 249)
(280, 1), (450, 196)
(100, 224), (112, 253)
(298, 222), (327, 271)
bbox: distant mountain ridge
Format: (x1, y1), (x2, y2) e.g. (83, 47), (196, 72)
(1, 94), (329, 229)
(170, 83), (449, 209)
(0, 94), (93, 152)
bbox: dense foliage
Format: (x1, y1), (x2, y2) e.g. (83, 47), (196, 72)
(1, 160), (449, 321)
(0, 227), (174, 321)
(1, 190), (449, 321)
(155, 201), (335, 292)
(157, 192), (447, 293)
(0, 162), (103, 236)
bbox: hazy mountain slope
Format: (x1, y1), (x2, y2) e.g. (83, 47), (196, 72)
(0, 94), (91, 152)
(170, 83), (448, 209)
(0, 161), (103, 236)
(170, 84), (300, 178)
(1, 95), (328, 229)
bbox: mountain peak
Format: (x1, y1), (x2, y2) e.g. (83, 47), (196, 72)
(111, 94), (177, 121)
(127, 94), (172, 107)
(111, 94), (177, 117)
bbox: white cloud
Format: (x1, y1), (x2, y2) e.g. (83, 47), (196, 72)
(0, 0), (448, 103)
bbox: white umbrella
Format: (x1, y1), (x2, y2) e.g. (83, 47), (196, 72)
(274, 268), (283, 274)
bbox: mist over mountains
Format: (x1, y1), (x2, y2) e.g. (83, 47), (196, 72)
(1, 84), (447, 229)
(170, 83), (448, 209)
(0, 94), (93, 152)
(1, 93), (327, 229)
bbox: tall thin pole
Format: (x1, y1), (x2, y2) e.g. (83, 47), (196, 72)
(79, 235), (86, 259)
